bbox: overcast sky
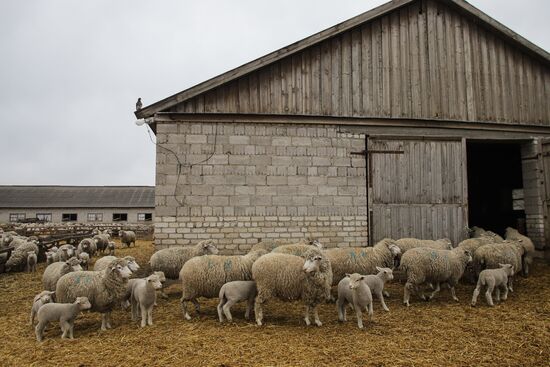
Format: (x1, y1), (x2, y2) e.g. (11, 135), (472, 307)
(1, 0), (548, 186)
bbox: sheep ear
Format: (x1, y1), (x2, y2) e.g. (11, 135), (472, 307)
(360, 276), (365, 280)
(345, 273), (351, 278)
(376, 266), (382, 272)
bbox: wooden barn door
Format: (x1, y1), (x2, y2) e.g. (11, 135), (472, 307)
(540, 139), (550, 246)
(368, 137), (467, 245)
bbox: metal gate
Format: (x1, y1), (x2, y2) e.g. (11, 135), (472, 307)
(366, 137), (468, 245)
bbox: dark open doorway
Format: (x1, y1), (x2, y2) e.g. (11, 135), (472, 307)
(467, 141), (525, 236)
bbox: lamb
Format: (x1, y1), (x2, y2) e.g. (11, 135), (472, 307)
(78, 252), (90, 270)
(179, 249), (267, 320)
(150, 239), (219, 280)
(55, 258), (132, 330)
(119, 230), (136, 247)
(27, 251), (37, 273)
(271, 239), (323, 257)
(336, 273), (374, 329)
(77, 238), (97, 257)
(30, 290), (56, 325)
(130, 274), (163, 327)
(58, 247), (70, 262)
(5, 240), (39, 272)
(43, 257), (83, 291)
(217, 280), (257, 323)
(505, 227), (536, 275)
(471, 264), (515, 307)
(93, 234), (110, 254)
(324, 238), (401, 286)
(93, 255), (140, 273)
(395, 238), (453, 254)
(252, 249), (332, 326)
(400, 247), (472, 306)
(122, 271), (166, 309)
(364, 267), (393, 311)
(106, 241), (116, 256)
(35, 297), (92, 342)
(473, 240), (524, 292)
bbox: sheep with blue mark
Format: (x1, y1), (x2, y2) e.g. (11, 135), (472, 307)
(179, 249), (267, 320)
(271, 238), (323, 257)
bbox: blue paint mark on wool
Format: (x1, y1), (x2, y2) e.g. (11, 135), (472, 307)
(224, 260), (232, 272)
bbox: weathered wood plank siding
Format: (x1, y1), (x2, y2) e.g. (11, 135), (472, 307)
(173, 0), (549, 125)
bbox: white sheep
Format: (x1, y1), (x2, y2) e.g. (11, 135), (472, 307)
(365, 267), (393, 311)
(395, 238), (453, 254)
(505, 227), (536, 275)
(55, 258), (132, 330)
(336, 273), (374, 329)
(27, 251), (37, 273)
(271, 238), (323, 257)
(42, 257), (83, 291)
(252, 248), (332, 327)
(150, 239), (219, 280)
(35, 297), (92, 342)
(130, 274), (163, 327)
(119, 230), (136, 247)
(93, 255), (140, 273)
(179, 249), (266, 320)
(324, 238), (401, 286)
(46, 251), (60, 265)
(471, 264), (515, 307)
(473, 240), (524, 292)
(123, 271), (166, 309)
(217, 280), (257, 323)
(30, 290), (55, 326)
(78, 252), (90, 270)
(400, 247), (472, 306)
(106, 241), (116, 256)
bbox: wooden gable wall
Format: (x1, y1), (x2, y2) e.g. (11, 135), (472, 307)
(171, 0), (550, 125)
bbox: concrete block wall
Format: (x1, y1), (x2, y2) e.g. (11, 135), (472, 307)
(154, 121), (368, 252)
(521, 139), (546, 249)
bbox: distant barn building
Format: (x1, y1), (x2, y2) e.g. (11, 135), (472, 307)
(0, 186), (154, 224)
(136, 0), (550, 252)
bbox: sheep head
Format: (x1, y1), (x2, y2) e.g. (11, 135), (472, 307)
(147, 274), (163, 290)
(347, 273), (367, 290)
(376, 266), (394, 281)
(199, 239), (218, 255)
(75, 296), (92, 310)
(123, 256), (140, 272)
(499, 263), (514, 276)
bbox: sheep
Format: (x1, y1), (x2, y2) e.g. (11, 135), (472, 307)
(150, 239), (219, 280)
(43, 257), (83, 291)
(27, 251), (37, 273)
(130, 273), (163, 327)
(78, 252), (90, 270)
(179, 249), (267, 320)
(473, 240), (524, 292)
(505, 227), (536, 275)
(217, 280), (257, 323)
(324, 238), (401, 286)
(364, 267), (394, 312)
(106, 241), (116, 256)
(271, 238), (323, 257)
(93, 234), (110, 254)
(400, 247), (472, 306)
(35, 297), (92, 342)
(5, 240), (39, 272)
(77, 238), (97, 257)
(458, 235), (504, 283)
(336, 273), (374, 329)
(470, 226), (504, 241)
(119, 230), (136, 247)
(55, 258), (132, 330)
(122, 271), (166, 309)
(394, 238), (453, 254)
(93, 255), (140, 273)
(58, 244), (76, 258)
(471, 264), (515, 307)
(30, 290), (55, 326)
(252, 248), (332, 326)
(249, 239), (290, 253)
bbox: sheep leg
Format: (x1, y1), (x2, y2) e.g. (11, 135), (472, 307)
(222, 300), (237, 322)
(192, 299), (201, 314)
(508, 276), (514, 293)
(61, 321), (71, 339)
(383, 290), (390, 298)
(485, 279), (495, 307)
(181, 298), (192, 320)
(101, 314), (108, 331)
(471, 285), (481, 306)
(147, 306), (153, 326)
(367, 302), (373, 322)
(30, 309), (36, 326)
(427, 283), (441, 301)
(254, 294), (266, 326)
(403, 282), (414, 307)
(245, 294), (255, 320)
(376, 290), (390, 312)
(501, 284), (509, 301)
(355, 306), (364, 329)
(304, 305), (311, 326)
(35, 321), (46, 342)
(495, 287), (501, 302)
(449, 285), (459, 302)
(336, 298), (347, 322)
(217, 299), (225, 323)
(140, 306), (147, 327)
(69, 321), (74, 339)
(313, 306), (322, 327)
(131, 298), (137, 321)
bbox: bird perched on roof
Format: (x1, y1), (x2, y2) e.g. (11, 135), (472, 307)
(136, 98), (142, 111)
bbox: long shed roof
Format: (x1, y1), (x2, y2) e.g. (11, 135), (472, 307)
(0, 186), (155, 209)
(135, 0), (550, 120)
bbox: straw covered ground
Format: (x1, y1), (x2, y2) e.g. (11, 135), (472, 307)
(1, 240), (549, 367)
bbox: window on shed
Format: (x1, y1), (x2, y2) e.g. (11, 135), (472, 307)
(9, 213), (26, 222)
(62, 213), (77, 222)
(138, 213), (152, 222)
(113, 213), (128, 222)
(36, 213), (52, 222)
(87, 213), (103, 222)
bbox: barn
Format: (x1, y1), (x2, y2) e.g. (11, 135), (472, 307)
(135, 0), (550, 252)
